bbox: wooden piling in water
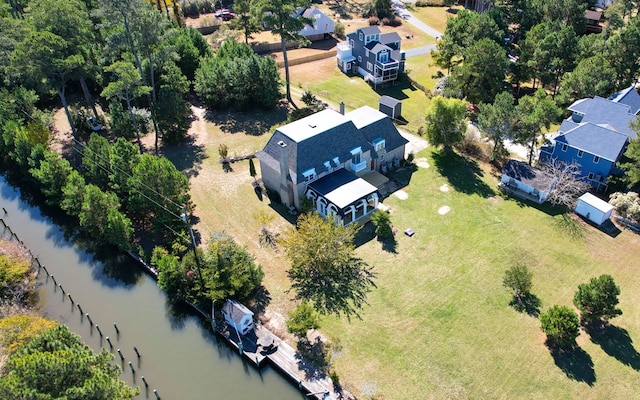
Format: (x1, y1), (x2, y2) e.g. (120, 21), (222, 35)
(128, 361), (134, 372)
(86, 313), (92, 325)
(141, 376), (148, 387)
(106, 336), (112, 349)
(117, 349), (124, 360)
(68, 293), (74, 303)
(96, 325), (102, 336)
(134, 346), (141, 358)
(113, 323), (120, 334)
(153, 389), (159, 399)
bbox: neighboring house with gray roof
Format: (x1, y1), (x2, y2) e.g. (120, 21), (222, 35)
(337, 26), (405, 88)
(256, 106), (408, 225)
(540, 86), (640, 191)
(222, 300), (254, 336)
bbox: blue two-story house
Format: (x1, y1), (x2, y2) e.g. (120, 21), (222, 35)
(539, 86), (640, 191)
(336, 26), (405, 88)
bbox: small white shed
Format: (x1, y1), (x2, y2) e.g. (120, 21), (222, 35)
(575, 193), (614, 226)
(222, 300), (254, 336)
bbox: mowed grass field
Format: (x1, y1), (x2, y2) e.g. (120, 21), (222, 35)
(174, 107), (640, 399)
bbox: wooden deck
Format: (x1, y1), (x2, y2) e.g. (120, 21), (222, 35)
(216, 322), (347, 400)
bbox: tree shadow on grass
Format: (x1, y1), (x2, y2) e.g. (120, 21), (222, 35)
(431, 150), (495, 198)
(206, 105), (289, 136)
(295, 337), (330, 380)
(586, 323), (640, 370)
(508, 293), (541, 317)
(380, 236), (398, 254)
(548, 345), (596, 385)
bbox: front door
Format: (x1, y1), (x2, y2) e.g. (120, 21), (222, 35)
(370, 159), (375, 171)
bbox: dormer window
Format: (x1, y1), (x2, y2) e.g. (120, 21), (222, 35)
(379, 52), (388, 63)
(302, 168), (317, 182)
(324, 161), (332, 171)
(373, 138), (386, 152)
(332, 157), (340, 167)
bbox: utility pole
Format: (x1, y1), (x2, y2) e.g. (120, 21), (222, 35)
(181, 207), (205, 288)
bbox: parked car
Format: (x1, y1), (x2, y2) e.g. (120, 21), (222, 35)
(216, 10), (235, 20)
(87, 117), (103, 132)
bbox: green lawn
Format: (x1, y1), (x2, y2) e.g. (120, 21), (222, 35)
(317, 148), (640, 399)
(407, 4), (464, 34)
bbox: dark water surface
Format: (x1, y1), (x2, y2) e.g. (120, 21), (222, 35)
(1, 177), (302, 400)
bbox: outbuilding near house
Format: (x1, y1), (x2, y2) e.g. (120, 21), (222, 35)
(379, 96), (402, 119)
(574, 193), (615, 226)
(222, 300), (254, 336)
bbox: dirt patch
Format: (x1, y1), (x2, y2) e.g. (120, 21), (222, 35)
(488, 196), (500, 204)
(393, 190), (409, 200)
(415, 158), (430, 168)
(0, 238), (31, 262)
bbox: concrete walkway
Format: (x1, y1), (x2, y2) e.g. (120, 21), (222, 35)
(393, 0), (443, 59)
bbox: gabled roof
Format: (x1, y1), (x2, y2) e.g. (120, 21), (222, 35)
(608, 85), (640, 115)
(578, 192), (614, 214)
(307, 168), (378, 209)
(370, 42), (391, 54)
(579, 97), (637, 138)
(558, 119), (580, 134)
(556, 123), (629, 162)
(567, 98), (592, 114)
(359, 26), (381, 36)
(380, 32), (402, 45)
(222, 300), (253, 324)
(379, 96), (401, 108)
(346, 106), (409, 151)
(502, 160), (554, 192)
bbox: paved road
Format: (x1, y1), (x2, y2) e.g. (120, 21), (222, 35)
(393, 0), (443, 59)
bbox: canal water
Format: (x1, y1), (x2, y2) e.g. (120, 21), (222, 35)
(0, 177), (303, 400)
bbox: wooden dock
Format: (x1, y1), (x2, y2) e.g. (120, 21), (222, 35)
(216, 322), (348, 400)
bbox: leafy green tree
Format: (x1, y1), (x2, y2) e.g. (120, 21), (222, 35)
(540, 305), (580, 348)
(128, 154), (190, 238)
(280, 213), (376, 318)
(60, 170), (87, 217)
(452, 38), (509, 104)
(573, 274), (622, 324)
(109, 137), (141, 199)
(198, 234), (264, 303)
(11, 31), (84, 135)
(0, 314), (57, 355)
(173, 27), (211, 83)
(82, 133), (112, 190)
(478, 91), (514, 161)
(79, 184), (132, 249)
(512, 88), (561, 165)
(101, 61), (152, 152)
(370, 209), (393, 239)
(605, 15), (640, 87)
(194, 40), (281, 111)
(29, 149), (74, 207)
(257, 0), (312, 108)
(531, 0), (588, 34)
(231, 0), (263, 44)
(503, 263), (533, 302)
(0, 325), (138, 399)
(153, 246), (190, 302)
(558, 55), (617, 106)
(424, 96), (467, 151)
(287, 301), (321, 340)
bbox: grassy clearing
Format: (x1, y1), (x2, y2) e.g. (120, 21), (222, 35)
(407, 4), (463, 34)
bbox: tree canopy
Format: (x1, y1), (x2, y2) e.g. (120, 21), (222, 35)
(280, 213), (376, 318)
(540, 305), (580, 348)
(573, 274), (622, 323)
(424, 96), (467, 151)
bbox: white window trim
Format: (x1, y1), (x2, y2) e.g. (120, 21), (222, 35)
(561, 143), (568, 152)
(593, 155), (600, 163)
(577, 150), (584, 158)
(366, 49), (369, 57)
(358, 56), (362, 63)
(324, 161), (332, 171)
(332, 157), (340, 167)
(302, 168), (317, 182)
(367, 62), (373, 72)
(588, 172), (594, 180)
(373, 138), (385, 152)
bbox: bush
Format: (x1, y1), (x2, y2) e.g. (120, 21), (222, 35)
(371, 209), (393, 239)
(368, 16), (380, 25)
(415, 0), (445, 6)
(573, 274), (622, 323)
(382, 16), (403, 27)
(540, 305), (580, 348)
(609, 192), (640, 221)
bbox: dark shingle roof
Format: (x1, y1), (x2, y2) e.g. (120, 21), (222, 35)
(360, 26), (381, 36)
(346, 106), (408, 151)
(558, 123), (629, 161)
(580, 97), (636, 138)
(307, 168), (378, 209)
(502, 160), (553, 192)
(222, 300), (253, 324)
(380, 32), (401, 45)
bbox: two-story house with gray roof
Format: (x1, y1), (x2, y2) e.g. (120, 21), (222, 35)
(539, 86), (640, 191)
(336, 26), (405, 88)
(256, 106), (408, 225)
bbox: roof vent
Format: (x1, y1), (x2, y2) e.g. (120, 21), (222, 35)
(277, 140), (287, 148)
(309, 124), (316, 128)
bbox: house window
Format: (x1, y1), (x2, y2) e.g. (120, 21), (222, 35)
(351, 148), (362, 164)
(318, 198), (327, 215)
(346, 63), (351, 71)
(373, 138), (385, 152)
(577, 150), (583, 158)
(366, 49), (369, 57)
(350, 39), (354, 48)
(379, 52), (388, 63)
(561, 144), (568, 152)
(367, 62), (373, 72)
(588, 172), (594, 180)
(359, 32), (363, 41)
(358, 56), (362, 63)
(594, 155), (600, 163)
(302, 168), (317, 182)
(324, 161), (332, 171)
